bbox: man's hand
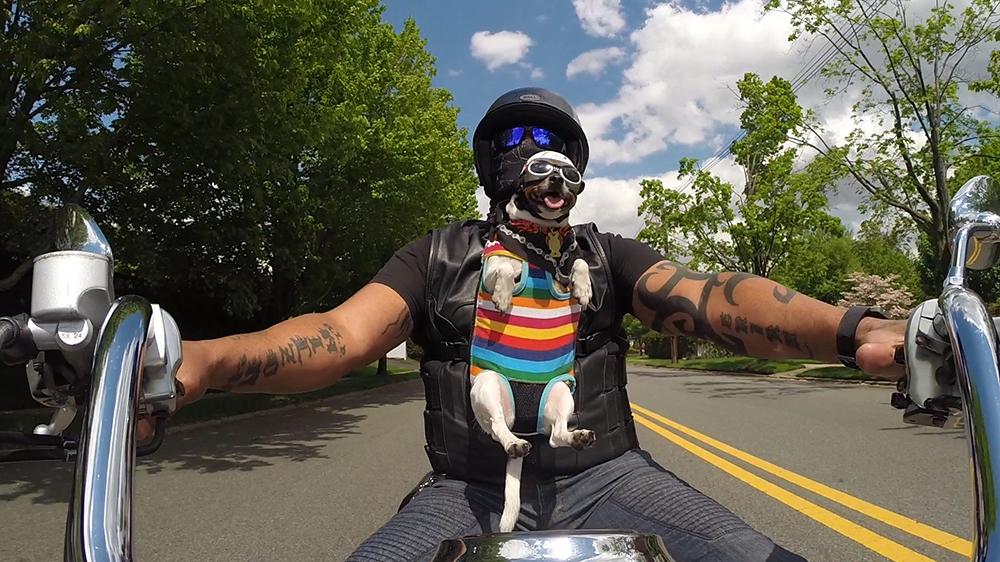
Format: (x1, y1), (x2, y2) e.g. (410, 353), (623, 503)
(137, 340), (212, 441)
(855, 318), (907, 381)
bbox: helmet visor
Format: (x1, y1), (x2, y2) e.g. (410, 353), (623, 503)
(493, 126), (566, 152)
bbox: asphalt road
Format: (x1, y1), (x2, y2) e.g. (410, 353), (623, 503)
(0, 366), (973, 561)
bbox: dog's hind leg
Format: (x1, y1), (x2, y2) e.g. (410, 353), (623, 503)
(470, 371), (531, 457)
(543, 380), (595, 450)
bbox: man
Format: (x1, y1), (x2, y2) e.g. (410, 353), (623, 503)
(171, 88), (904, 561)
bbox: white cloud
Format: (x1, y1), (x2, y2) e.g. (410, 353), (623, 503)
(530, 67), (545, 80)
(470, 30), (533, 71)
(447, 69), (463, 77)
(573, 0), (626, 38)
(578, 0), (797, 166)
(579, 0), (999, 170)
(566, 47), (626, 79)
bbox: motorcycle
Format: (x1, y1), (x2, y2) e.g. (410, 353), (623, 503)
(3, 176), (1000, 561)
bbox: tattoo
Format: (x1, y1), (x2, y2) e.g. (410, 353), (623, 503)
(223, 323), (348, 389)
(635, 262), (747, 354)
(783, 330), (801, 350)
(765, 325), (781, 342)
(227, 354), (263, 387)
(319, 323), (347, 355)
(636, 262), (808, 357)
(773, 286), (797, 304)
(264, 350), (279, 377)
(720, 313), (733, 329)
(723, 273), (755, 305)
(381, 309), (413, 339)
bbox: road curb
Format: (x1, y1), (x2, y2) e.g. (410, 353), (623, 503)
(166, 375), (423, 434)
(628, 362), (894, 386)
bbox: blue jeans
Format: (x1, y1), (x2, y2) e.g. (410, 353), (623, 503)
(348, 449), (806, 561)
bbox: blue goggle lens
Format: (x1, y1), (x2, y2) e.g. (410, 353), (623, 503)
(495, 127), (566, 151)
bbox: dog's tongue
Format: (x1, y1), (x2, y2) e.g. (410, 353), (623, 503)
(544, 195), (565, 210)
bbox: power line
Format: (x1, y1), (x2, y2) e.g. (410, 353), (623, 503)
(673, 1), (880, 193)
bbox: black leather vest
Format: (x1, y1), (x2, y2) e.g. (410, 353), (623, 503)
(417, 220), (639, 484)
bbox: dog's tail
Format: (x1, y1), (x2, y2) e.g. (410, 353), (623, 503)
(499, 456), (523, 532)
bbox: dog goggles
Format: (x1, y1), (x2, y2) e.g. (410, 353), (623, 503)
(523, 159), (583, 186)
(494, 126), (566, 152)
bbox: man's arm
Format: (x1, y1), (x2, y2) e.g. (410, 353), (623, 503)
(181, 283), (412, 395)
(630, 260), (892, 364)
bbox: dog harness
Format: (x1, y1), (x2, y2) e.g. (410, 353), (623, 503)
(470, 239), (580, 433)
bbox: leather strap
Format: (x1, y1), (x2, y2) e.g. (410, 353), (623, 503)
(836, 306), (887, 370)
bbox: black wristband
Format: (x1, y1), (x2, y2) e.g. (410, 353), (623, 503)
(836, 306), (887, 370)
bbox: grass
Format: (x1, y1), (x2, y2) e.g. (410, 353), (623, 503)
(629, 356), (808, 374)
(797, 366), (878, 381)
(0, 361), (419, 432)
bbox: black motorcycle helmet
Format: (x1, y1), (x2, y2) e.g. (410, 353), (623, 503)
(473, 87), (590, 204)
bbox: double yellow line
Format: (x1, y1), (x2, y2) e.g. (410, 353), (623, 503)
(630, 402), (972, 561)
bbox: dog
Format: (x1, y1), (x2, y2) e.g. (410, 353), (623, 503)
(469, 151), (595, 532)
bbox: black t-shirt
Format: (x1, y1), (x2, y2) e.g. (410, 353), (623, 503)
(371, 225), (664, 331)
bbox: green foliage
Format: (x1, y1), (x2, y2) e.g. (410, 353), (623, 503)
(766, 0), (1000, 282)
(771, 228), (856, 303)
(640, 331), (698, 360)
(632, 356), (807, 374)
(1, 1), (477, 334)
(773, 218), (921, 304)
(918, 132), (1000, 304)
(638, 74), (841, 277)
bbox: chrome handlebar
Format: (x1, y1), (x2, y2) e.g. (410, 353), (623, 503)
(895, 175), (1000, 561)
(65, 297), (152, 562)
(940, 283), (1000, 560)
(0, 206), (181, 562)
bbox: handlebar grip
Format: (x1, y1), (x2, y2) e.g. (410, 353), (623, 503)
(0, 317), (18, 348)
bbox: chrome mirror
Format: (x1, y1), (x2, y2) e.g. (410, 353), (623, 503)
(54, 204), (113, 262)
(949, 176), (1000, 271)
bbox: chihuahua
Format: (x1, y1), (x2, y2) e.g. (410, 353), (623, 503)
(469, 151), (595, 532)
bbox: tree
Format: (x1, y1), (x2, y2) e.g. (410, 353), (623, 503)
(1, 1), (477, 335)
(837, 272), (916, 319)
(767, 0), (1000, 285)
(773, 216), (923, 304)
(934, 130), (1000, 305)
(771, 222), (857, 303)
(638, 73), (842, 277)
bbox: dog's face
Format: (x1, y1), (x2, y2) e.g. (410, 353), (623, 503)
(516, 151), (584, 221)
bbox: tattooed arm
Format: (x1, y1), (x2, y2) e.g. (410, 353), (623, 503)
(179, 283), (412, 396)
(631, 260), (889, 362)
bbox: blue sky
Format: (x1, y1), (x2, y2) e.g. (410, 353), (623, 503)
(380, 0), (802, 236)
(380, 0), (996, 237)
(382, 0), (734, 180)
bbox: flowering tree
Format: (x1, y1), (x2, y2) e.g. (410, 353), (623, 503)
(837, 272), (916, 319)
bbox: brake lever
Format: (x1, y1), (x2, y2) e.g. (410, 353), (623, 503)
(136, 414), (167, 457)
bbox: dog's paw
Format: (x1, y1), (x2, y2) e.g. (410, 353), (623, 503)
(506, 439), (532, 458)
(570, 430), (596, 450)
(572, 283), (592, 309)
(492, 289), (513, 314)
(570, 259), (592, 308)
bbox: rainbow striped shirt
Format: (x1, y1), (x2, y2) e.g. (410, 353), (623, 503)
(470, 241), (580, 384)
